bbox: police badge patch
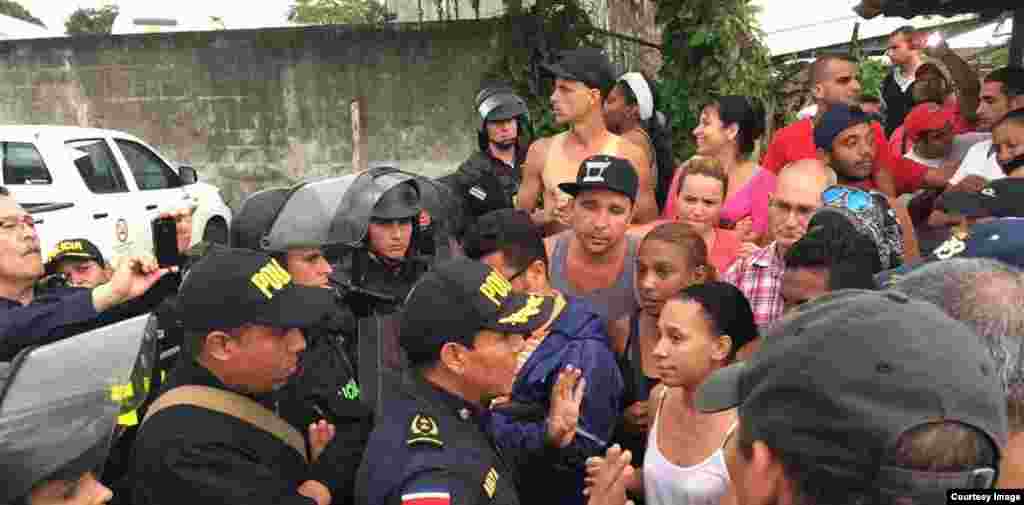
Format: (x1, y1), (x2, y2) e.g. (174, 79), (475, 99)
(407, 414), (443, 447)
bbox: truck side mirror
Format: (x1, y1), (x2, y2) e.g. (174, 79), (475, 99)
(179, 165), (198, 185)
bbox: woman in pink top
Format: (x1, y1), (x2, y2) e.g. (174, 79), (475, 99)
(664, 96), (772, 242)
(635, 158), (745, 274)
(674, 158), (744, 273)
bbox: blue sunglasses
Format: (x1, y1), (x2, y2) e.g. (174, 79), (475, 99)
(823, 186), (874, 212)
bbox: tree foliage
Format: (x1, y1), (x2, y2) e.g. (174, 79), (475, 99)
(858, 58), (888, 100)
(287, 0), (396, 25)
(654, 0), (774, 159)
(64, 5), (119, 36)
(0, 0), (44, 27)
(482, 0), (597, 138)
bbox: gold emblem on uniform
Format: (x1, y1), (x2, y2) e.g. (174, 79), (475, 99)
(483, 467), (499, 498)
(407, 413), (443, 448)
(497, 295), (544, 325)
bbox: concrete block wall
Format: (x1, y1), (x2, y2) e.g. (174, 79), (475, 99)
(0, 22), (505, 207)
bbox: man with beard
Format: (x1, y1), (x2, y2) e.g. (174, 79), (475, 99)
(814, 105), (916, 266)
(517, 48), (657, 235)
(0, 186), (173, 360)
(759, 54), (933, 196)
(440, 86), (531, 234)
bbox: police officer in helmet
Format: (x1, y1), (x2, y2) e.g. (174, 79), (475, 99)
(231, 186), (371, 505)
(336, 176), (432, 319)
(355, 258), (585, 505)
(439, 85), (532, 238)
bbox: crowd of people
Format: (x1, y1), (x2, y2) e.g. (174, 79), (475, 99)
(2, 25), (1024, 505)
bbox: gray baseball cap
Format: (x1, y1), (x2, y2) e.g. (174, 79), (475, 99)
(698, 289), (1007, 498)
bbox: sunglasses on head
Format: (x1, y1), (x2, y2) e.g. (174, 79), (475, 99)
(823, 186), (874, 213)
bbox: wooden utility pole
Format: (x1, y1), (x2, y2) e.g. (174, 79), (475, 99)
(351, 98), (367, 173)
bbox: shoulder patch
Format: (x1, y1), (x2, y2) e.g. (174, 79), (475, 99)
(407, 413), (443, 448)
(483, 467), (499, 499)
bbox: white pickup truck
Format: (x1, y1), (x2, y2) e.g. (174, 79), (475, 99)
(0, 125), (232, 262)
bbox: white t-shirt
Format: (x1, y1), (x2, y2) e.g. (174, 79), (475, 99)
(904, 132), (991, 170)
(950, 138), (1004, 184)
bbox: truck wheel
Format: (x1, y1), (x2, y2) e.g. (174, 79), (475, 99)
(203, 219), (228, 245)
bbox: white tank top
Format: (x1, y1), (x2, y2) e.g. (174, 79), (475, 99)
(643, 389), (735, 505)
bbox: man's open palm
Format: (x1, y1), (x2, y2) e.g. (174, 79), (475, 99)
(547, 365), (585, 448)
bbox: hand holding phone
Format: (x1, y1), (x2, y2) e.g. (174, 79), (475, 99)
(152, 216), (179, 268)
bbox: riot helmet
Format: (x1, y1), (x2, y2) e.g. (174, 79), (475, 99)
(1, 315), (156, 503)
(475, 86), (532, 152)
(230, 187), (292, 251)
(371, 180), (421, 221)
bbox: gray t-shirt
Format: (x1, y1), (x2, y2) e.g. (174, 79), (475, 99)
(548, 231), (639, 325)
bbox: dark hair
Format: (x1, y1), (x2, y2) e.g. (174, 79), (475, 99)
(737, 418), (997, 505)
(0, 185), (9, 196)
(614, 78), (677, 212)
(785, 214), (883, 289)
(463, 209), (548, 272)
(860, 95), (882, 104)
(640, 221), (716, 281)
(675, 281), (758, 362)
(184, 326), (246, 360)
(809, 54), (859, 87)
(984, 66), (1024, 98)
(890, 25), (916, 40)
(705, 95), (766, 156)
(737, 417), (874, 505)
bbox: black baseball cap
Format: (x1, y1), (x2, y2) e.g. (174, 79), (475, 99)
(177, 245), (336, 331)
(813, 104), (870, 150)
(541, 48), (616, 93)
(45, 238), (104, 274)
(462, 208), (544, 261)
(940, 178), (1024, 219)
(558, 155), (639, 202)
(400, 258), (556, 361)
(698, 290), (1006, 498)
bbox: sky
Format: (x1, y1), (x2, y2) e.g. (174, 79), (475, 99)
(20, 0), (295, 32)
(16, 0), (1014, 54)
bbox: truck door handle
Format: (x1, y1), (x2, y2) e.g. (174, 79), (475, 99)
(145, 204), (158, 210)
(93, 213), (109, 219)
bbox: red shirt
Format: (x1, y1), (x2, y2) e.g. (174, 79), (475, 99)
(760, 118), (930, 195)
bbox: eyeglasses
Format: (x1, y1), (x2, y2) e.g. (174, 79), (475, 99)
(823, 186), (874, 213)
(0, 214), (35, 232)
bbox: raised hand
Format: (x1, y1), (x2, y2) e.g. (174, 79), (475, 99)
(308, 419), (336, 463)
(546, 364), (585, 448)
(582, 444), (635, 505)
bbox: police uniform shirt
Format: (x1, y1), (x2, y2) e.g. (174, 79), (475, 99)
(131, 359), (315, 505)
(355, 370), (519, 505)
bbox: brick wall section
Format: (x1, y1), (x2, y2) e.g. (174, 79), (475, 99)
(0, 23), (505, 206)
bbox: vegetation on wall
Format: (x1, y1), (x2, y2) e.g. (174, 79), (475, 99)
(654, 0), (775, 160)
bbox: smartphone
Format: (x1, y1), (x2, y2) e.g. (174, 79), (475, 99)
(152, 216), (179, 268)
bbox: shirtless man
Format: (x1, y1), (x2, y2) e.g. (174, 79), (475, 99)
(518, 48), (656, 235)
